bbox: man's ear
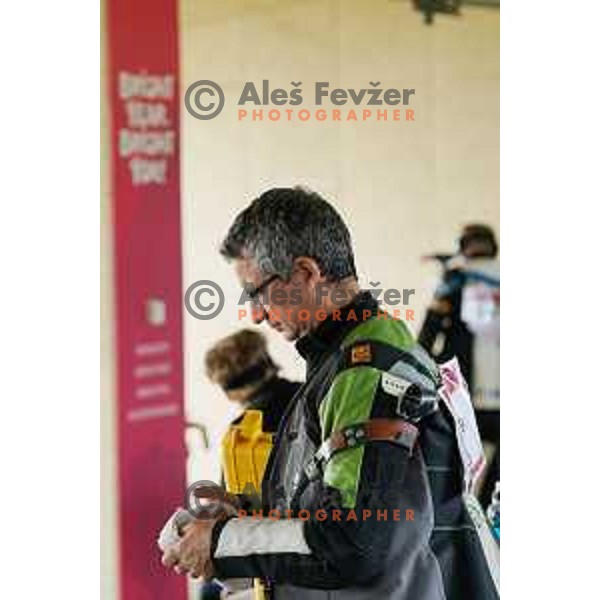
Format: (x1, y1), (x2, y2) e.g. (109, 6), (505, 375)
(292, 256), (323, 287)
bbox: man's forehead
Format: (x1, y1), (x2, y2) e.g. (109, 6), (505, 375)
(233, 256), (260, 279)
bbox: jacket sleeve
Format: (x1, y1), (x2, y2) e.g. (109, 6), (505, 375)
(210, 360), (436, 588)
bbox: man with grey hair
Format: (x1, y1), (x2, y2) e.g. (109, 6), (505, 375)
(161, 187), (499, 599)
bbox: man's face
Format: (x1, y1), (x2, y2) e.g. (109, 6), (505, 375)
(233, 257), (315, 341)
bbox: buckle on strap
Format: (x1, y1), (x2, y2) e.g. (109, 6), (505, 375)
(304, 418), (419, 480)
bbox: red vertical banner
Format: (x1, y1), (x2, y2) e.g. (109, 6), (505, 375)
(106, 0), (187, 598)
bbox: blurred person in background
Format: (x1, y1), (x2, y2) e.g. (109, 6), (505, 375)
(419, 224), (500, 506)
(199, 329), (301, 599)
(205, 328), (300, 437)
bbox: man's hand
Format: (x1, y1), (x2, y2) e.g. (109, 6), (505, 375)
(159, 484), (239, 578)
(161, 517), (220, 579)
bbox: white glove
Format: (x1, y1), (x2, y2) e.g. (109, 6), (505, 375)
(157, 508), (195, 551)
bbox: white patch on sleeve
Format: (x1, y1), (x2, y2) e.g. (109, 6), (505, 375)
(214, 518), (312, 558)
(381, 372), (413, 397)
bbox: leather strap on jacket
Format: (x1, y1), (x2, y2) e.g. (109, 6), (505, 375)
(305, 418), (419, 480)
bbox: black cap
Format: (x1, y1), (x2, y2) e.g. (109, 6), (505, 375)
(459, 224), (498, 257)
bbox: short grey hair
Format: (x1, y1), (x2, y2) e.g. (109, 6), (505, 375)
(220, 187), (357, 281)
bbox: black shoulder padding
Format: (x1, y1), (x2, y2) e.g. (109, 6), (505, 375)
(341, 339), (439, 386)
(341, 339), (440, 423)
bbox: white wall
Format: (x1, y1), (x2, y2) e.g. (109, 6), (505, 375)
(180, 0), (499, 482)
(100, 0), (121, 594)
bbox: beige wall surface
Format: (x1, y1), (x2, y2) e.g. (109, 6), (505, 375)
(180, 0), (499, 482)
(100, 1), (120, 596)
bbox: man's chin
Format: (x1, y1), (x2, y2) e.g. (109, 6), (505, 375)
(268, 319), (299, 341)
(279, 328), (299, 342)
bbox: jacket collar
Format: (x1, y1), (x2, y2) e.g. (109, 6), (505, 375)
(295, 291), (379, 367)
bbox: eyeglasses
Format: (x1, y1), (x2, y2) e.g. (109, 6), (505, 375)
(247, 274), (280, 307)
